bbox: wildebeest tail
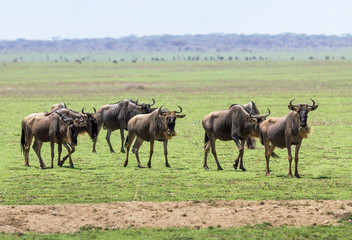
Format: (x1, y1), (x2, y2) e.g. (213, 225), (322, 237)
(21, 127), (26, 154)
(125, 135), (129, 147)
(204, 132), (209, 145)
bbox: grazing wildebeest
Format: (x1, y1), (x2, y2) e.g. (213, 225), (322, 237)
(202, 104), (270, 171)
(51, 102), (67, 111)
(124, 106), (186, 168)
(21, 111), (80, 169)
(45, 107), (98, 166)
(259, 99), (318, 178)
(93, 99), (156, 153)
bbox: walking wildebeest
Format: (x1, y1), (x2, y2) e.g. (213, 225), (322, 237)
(93, 99), (156, 153)
(21, 111), (80, 169)
(202, 104), (270, 171)
(124, 106), (186, 168)
(45, 107), (98, 166)
(259, 99), (318, 178)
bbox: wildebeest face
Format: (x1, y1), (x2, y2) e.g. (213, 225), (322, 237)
(61, 115), (79, 146)
(81, 108), (98, 139)
(158, 106), (186, 136)
(288, 99), (318, 131)
(137, 98), (156, 114)
(69, 123), (80, 146)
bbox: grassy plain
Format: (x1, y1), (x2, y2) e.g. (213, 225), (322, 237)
(0, 60), (351, 238)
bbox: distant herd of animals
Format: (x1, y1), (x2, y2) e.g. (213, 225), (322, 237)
(20, 98), (318, 178)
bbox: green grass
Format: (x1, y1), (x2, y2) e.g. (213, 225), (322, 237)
(0, 60), (351, 238)
(2, 223), (352, 240)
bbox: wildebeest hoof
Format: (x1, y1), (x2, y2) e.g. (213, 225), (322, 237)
(233, 164), (238, 170)
(110, 150), (115, 153)
(241, 168), (246, 172)
(166, 164), (171, 168)
(123, 162), (128, 167)
(217, 167), (223, 171)
(121, 149), (126, 153)
(92, 150), (97, 154)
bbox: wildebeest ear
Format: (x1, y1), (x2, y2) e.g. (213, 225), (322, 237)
(309, 105), (318, 111)
(288, 105), (298, 111)
(176, 114), (186, 118)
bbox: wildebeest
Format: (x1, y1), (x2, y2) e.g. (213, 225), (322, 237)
(21, 106), (94, 167)
(202, 104), (270, 171)
(51, 102), (67, 111)
(21, 111), (80, 169)
(93, 99), (156, 153)
(242, 101), (260, 149)
(45, 107), (98, 166)
(124, 106), (186, 168)
(259, 99), (318, 177)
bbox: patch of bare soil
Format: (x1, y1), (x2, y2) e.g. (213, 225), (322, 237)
(0, 200), (351, 234)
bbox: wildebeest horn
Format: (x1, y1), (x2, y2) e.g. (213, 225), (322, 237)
(264, 108), (271, 118)
(135, 99), (139, 105)
(175, 106), (182, 114)
(289, 98), (298, 107)
(308, 98), (316, 108)
(81, 107), (86, 114)
(93, 107), (96, 113)
(150, 98), (155, 106)
(158, 105), (164, 114)
(249, 111), (259, 119)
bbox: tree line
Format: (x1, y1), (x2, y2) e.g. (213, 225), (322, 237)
(1, 33), (352, 52)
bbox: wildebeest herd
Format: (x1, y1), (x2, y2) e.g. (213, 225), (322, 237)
(20, 98), (318, 177)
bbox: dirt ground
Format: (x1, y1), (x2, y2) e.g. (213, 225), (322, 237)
(0, 200), (351, 234)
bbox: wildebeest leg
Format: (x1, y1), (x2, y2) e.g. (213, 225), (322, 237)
(124, 132), (136, 167)
(287, 140), (293, 177)
(61, 143), (74, 168)
(163, 140), (171, 168)
(203, 137), (211, 170)
(133, 138), (144, 168)
(120, 128), (126, 153)
(234, 140), (246, 171)
(105, 129), (115, 153)
(92, 139), (97, 153)
(231, 135), (242, 151)
(294, 142), (302, 178)
(50, 141), (55, 168)
(24, 133), (33, 167)
(147, 140), (155, 168)
(61, 143), (75, 163)
(210, 138), (223, 170)
(33, 140), (46, 169)
(57, 143), (62, 166)
(264, 140), (275, 176)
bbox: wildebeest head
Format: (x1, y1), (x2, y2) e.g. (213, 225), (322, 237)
(158, 105), (186, 137)
(288, 98), (318, 131)
(81, 107), (98, 140)
(135, 98), (156, 114)
(250, 108), (271, 125)
(60, 114), (80, 146)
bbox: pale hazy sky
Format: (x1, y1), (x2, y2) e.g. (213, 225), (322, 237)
(0, 0), (351, 40)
